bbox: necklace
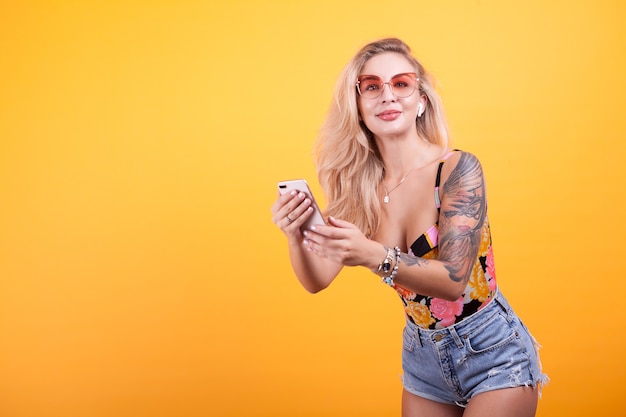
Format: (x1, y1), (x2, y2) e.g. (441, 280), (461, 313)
(382, 169), (416, 204)
(382, 142), (430, 204)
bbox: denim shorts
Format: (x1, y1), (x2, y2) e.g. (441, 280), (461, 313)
(401, 290), (548, 406)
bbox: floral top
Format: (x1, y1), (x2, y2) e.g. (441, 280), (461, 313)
(392, 150), (498, 329)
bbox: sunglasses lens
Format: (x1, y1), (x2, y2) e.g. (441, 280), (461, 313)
(358, 76), (383, 99)
(390, 73), (417, 98)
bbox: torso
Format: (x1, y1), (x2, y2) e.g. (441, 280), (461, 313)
(372, 147), (447, 252)
(373, 149), (498, 330)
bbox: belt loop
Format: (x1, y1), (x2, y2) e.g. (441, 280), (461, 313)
(494, 291), (513, 323)
(415, 327), (423, 347)
(449, 327), (464, 348)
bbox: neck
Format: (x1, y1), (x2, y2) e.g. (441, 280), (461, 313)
(379, 137), (431, 181)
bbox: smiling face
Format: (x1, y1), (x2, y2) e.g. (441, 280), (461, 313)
(357, 52), (424, 140)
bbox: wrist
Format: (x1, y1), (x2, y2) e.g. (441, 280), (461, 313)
(372, 246), (394, 276)
(373, 246), (402, 287)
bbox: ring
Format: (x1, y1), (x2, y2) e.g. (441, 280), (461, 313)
(286, 215), (293, 223)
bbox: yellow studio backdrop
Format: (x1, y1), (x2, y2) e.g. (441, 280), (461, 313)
(0, 1), (624, 416)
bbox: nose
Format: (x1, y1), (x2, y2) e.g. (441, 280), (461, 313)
(380, 82), (396, 102)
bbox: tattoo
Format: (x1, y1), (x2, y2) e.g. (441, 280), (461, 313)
(398, 252), (429, 267)
(439, 152), (486, 283)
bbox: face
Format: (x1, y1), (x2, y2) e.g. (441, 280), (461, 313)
(357, 52), (423, 139)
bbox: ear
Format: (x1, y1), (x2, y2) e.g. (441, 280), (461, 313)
(417, 96), (427, 117)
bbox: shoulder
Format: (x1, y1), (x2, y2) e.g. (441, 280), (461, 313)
(437, 149), (482, 168)
(443, 149), (481, 164)
(439, 150), (485, 186)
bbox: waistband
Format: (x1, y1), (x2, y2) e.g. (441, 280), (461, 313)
(405, 289), (514, 348)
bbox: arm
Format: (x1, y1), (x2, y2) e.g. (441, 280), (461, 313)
(392, 151), (487, 300)
(271, 190), (343, 293)
(296, 152), (487, 300)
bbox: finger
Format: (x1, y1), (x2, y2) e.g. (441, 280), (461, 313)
(278, 212), (302, 234)
(286, 204), (316, 231)
(307, 222), (350, 241)
(271, 191), (301, 224)
(280, 193), (311, 223)
(302, 228), (321, 244)
(271, 191), (292, 218)
(277, 201), (317, 236)
(326, 216), (356, 229)
(303, 233), (340, 261)
(302, 233), (323, 256)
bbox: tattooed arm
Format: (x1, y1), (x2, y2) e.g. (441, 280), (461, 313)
(438, 152), (486, 282)
(392, 152), (487, 300)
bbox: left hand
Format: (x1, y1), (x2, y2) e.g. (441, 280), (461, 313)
(302, 216), (382, 269)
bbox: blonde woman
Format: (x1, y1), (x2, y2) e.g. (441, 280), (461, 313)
(271, 38), (547, 417)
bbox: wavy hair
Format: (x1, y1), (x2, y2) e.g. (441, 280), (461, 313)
(313, 38), (450, 236)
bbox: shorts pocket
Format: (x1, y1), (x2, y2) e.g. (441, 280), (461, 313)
(465, 312), (519, 354)
(402, 326), (416, 352)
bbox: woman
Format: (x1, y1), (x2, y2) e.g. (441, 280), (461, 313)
(271, 38), (547, 417)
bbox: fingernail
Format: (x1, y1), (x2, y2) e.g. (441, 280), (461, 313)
(309, 226), (316, 231)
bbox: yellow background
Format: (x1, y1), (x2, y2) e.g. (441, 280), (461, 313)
(1, 1), (624, 416)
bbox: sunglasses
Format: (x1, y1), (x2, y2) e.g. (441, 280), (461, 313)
(356, 72), (419, 99)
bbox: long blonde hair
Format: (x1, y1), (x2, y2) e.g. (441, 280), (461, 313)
(314, 38), (450, 236)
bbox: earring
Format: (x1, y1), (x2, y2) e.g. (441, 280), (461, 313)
(418, 103), (424, 117)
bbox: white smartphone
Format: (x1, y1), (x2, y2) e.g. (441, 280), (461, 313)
(277, 179), (326, 230)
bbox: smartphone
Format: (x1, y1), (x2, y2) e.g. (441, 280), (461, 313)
(277, 179), (326, 230)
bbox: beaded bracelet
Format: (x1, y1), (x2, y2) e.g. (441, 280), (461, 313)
(381, 246), (402, 287)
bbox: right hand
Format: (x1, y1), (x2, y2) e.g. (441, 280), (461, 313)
(271, 190), (315, 240)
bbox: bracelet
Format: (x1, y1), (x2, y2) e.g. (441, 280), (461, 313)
(374, 246), (395, 277)
(381, 246), (402, 287)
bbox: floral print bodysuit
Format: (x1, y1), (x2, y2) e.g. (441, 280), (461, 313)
(392, 150), (498, 329)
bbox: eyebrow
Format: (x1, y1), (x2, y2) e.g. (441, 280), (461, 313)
(357, 72), (417, 80)
(358, 75), (383, 81)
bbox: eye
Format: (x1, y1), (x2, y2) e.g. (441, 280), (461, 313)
(363, 82), (380, 91)
(391, 74), (416, 90)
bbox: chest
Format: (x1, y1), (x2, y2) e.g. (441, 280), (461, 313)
(373, 166), (440, 251)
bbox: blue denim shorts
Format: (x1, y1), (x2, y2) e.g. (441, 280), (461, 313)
(401, 290), (548, 406)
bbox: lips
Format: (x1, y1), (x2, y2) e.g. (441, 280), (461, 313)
(376, 110), (401, 121)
